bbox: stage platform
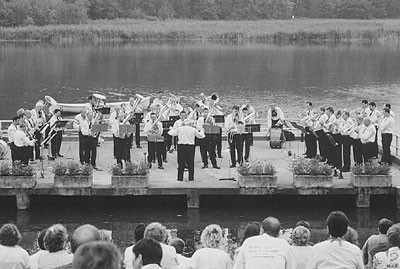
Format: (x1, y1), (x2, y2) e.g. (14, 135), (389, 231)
(1, 139), (400, 210)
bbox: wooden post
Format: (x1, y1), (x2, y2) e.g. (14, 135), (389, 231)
(187, 208), (200, 227)
(356, 187), (371, 208)
(187, 190), (200, 209)
(356, 209), (370, 228)
(15, 190), (30, 210)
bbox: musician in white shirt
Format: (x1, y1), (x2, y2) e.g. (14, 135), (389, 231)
(369, 102), (381, 158)
(240, 106), (256, 162)
(81, 111), (99, 169)
(110, 106), (131, 168)
(384, 103), (395, 118)
(7, 116), (19, 163)
(359, 117), (376, 163)
(323, 107), (337, 167)
(127, 96), (144, 149)
(14, 122), (35, 165)
(31, 100), (47, 159)
(49, 109), (64, 159)
(331, 110), (344, 175)
(314, 107), (329, 162)
(198, 108), (219, 169)
(358, 99), (371, 117)
(350, 116), (365, 165)
(379, 108), (395, 165)
(144, 113), (164, 169)
(300, 101), (318, 158)
(74, 108), (87, 164)
(266, 103), (285, 128)
(340, 111), (354, 172)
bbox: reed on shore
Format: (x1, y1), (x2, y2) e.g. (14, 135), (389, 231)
(1, 19), (400, 44)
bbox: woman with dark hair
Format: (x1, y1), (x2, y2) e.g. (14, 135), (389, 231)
(234, 222), (260, 262)
(30, 228), (49, 269)
(0, 223), (30, 269)
(38, 224), (73, 269)
(124, 223), (146, 269)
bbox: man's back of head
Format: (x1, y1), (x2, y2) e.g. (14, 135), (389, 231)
(71, 224), (101, 254)
(326, 211), (349, 238)
(132, 238), (162, 269)
(169, 238), (185, 255)
(73, 241), (121, 269)
(261, 217), (281, 238)
(378, 218), (393, 234)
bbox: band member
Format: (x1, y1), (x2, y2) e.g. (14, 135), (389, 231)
(110, 106), (131, 168)
(169, 111), (205, 181)
(225, 107), (244, 168)
(127, 96), (144, 149)
(7, 116), (19, 164)
(313, 107), (329, 161)
(267, 103), (285, 128)
(144, 113), (164, 169)
(14, 122), (36, 165)
(299, 102), (318, 158)
(323, 107), (337, 167)
(350, 116), (365, 165)
(331, 110), (344, 175)
(383, 103), (395, 118)
(357, 99), (371, 117)
(379, 108), (394, 165)
(198, 108), (220, 169)
(188, 104), (202, 122)
(368, 102), (381, 158)
(81, 111), (100, 169)
(73, 108), (88, 165)
(49, 109), (64, 159)
(151, 91), (164, 107)
(360, 117), (376, 163)
(340, 110), (354, 172)
(240, 106), (256, 162)
(31, 101), (47, 159)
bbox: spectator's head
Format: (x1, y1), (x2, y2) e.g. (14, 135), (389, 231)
(200, 224), (223, 249)
(37, 228), (48, 250)
(343, 226), (359, 246)
(326, 211), (349, 238)
(387, 224), (400, 248)
(291, 226), (311, 246)
(44, 224), (68, 253)
(99, 230), (112, 242)
(240, 222), (261, 245)
(0, 223), (21, 247)
(169, 238), (185, 254)
(378, 218), (393, 234)
(134, 223), (146, 243)
(144, 222), (167, 243)
(71, 224), (101, 254)
(73, 241), (121, 269)
(261, 217), (281, 238)
(132, 238), (162, 269)
(295, 220), (311, 229)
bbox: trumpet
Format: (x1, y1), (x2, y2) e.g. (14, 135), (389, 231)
(241, 111), (256, 123)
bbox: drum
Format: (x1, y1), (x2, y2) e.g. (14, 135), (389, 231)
(270, 127), (283, 149)
(0, 140), (9, 159)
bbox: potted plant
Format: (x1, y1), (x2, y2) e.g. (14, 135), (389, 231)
(0, 161), (36, 189)
(110, 161), (150, 188)
(53, 161), (93, 188)
(290, 157), (333, 188)
(237, 161), (277, 188)
(350, 162), (392, 187)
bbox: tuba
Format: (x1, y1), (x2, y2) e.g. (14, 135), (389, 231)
(121, 96), (143, 125)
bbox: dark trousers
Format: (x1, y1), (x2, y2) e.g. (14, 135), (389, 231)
(135, 124), (141, 147)
(83, 136), (98, 166)
(78, 132), (84, 164)
(200, 135), (217, 167)
(161, 130), (168, 160)
(342, 135), (352, 170)
(51, 131), (62, 157)
(15, 146), (29, 165)
(325, 132), (336, 166)
(177, 144), (195, 181)
(352, 138), (363, 165)
(34, 130), (42, 159)
(114, 136), (130, 166)
(362, 142), (375, 163)
(316, 130), (327, 160)
(229, 134), (244, 166)
(164, 130), (173, 151)
(9, 142), (16, 163)
(373, 126), (378, 158)
(28, 146), (34, 161)
(243, 133), (251, 161)
(305, 128), (317, 158)
(147, 141), (163, 167)
(332, 133), (342, 170)
(381, 133), (393, 165)
(216, 129), (222, 157)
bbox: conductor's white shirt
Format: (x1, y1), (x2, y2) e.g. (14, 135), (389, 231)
(168, 126), (205, 145)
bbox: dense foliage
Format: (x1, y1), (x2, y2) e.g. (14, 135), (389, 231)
(0, 161), (35, 176)
(290, 157), (332, 176)
(110, 162), (149, 176)
(237, 161), (276, 176)
(352, 162), (391, 175)
(52, 161), (93, 176)
(0, 0), (400, 27)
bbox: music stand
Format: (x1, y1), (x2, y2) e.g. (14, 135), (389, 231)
(92, 124), (109, 133)
(169, 116), (180, 123)
(147, 135), (165, 143)
(119, 125), (135, 135)
(212, 115), (225, 123)
(245, 124), (261, 133)
(204, 125), (221, 134)
(162, 120), (174, 130)
(129, 113), (144, 125)
(95, 107), (111, 115)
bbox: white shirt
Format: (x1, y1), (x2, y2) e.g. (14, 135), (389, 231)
(306, 239), (363, 269)
(144, 121), (163, 136)
(332, 117), (345, 134)
(379, 116), (394, 134)
(124, 245), (134, 269)
(340, 118), (354, 136)
(360, 124), (376, 144)
(160, 243), (179, 269)
(168, 126), (205, 145)
(49, 115), (62, 131)
(314, 114), (328, 131)
(7, 123), (18, 143)
(30, 250), (48, 269)
(267, 107), (285, 128)
(0, 245), (30, 269)
(369, 109), (381, 126)
(323, 114), (336, 133)
(234, 233), (296, 269)
(37, 250), (73, 269)
(190, 247), (232, 269)
(359, 107), (371, 117)
(373, 246), (400, 269)
(31, 109), (46, 128)
(73, 114), (86, 132)
(177, 254), (191, 269)
(14, 129), (35, 147)
(173, 119), (185, 129)
(290, 245), (313, 269)
(79, 118), (91, 136)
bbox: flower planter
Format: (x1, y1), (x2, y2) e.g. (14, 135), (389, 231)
(350, 173), (392, 187)
(111, 175), (149, 188)
(0, 175), (37, 189)
(238, 175), (277, 188)
(54, 175), (93, 188)
(293, 174), (333, 188)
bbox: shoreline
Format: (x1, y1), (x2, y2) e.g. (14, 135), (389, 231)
(1, 19), (400, 44)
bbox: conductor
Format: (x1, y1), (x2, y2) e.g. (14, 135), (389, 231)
(168, 111), (205, 182)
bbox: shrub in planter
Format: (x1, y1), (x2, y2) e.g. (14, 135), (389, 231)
(290, 157), (333, 188)
(237, 161), (277, 188)
(351, 162), (391, 187)
(0, 161), (36, 188)
(110, 161), (149, 188)
(52, 161), (93, 188)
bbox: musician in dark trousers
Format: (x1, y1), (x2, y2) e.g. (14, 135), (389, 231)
(360, 117), (376, 163)
(169, 111), (205, 181)
(144, 113), (164, 169)
(49, 109), (64, 158)
(314, 107), (329, 161)
(110, 107), (131, 168)
(198, 108), (220, 169)
(13, 122), (35, 165)
(340, 110), (354, 172)
(300, 102), (318, 158)
(331, 110), (344, 176)
(73, 108), (87, 164)
(82, 111), (99, 169)
(7, 116), (19, 164)
(128, 96), (143, 148)
(379, 108), (394, 165)
(31, 101), (46, 160)
(241, 107), (256, 162)
(226, 112), (244, 168)
(369, 102), (381, 158)
(350, 116), (364, 165)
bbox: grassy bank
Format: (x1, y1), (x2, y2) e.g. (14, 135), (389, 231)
(1, 19), (400, 44)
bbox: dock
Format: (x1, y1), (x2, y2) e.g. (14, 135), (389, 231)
(1, 136), (400, 210)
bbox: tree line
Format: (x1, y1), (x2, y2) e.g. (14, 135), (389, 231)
(0, 0), (400, 27)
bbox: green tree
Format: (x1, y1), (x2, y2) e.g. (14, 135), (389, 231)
(88, 0), (119, 19)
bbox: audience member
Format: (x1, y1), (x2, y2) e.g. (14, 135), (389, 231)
(373, 224), (400, 269)
(30, 229), (49, 269)
(144, 222), (178, 269)
(306, 211), (363, 269)
(234, 217), (295, 269)
(132, 238), (163, 269)
(124, 223), (146, 269)
(295, 221), (310, 230)
(190, 224), (232, 269)
(234, 222), (261, 261)
(99, 229), (113, 242)
(0, 223), (30, 269)
(73, 241), (121, 269)
(290, 226), (313, 269)
(343, 226), (360, 246)
(169, 238), (191, 269)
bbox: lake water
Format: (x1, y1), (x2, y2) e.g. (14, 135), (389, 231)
(1, 42), (400, 255)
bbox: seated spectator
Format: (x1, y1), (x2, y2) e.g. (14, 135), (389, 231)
(73, 241), (121, 269)
(99, 229), (112, 242)
(290, 226), (313, 269)
(190, 224), (232, 269)
(132, 238), (163, 269)
(124, 223), (146, 269)
(362, 218), (393, 269)
(0, 223), (30, 269)
(373, 224), (400, 269)
(38, 224), (73, 269)
(169, 238), (190, 269)
(306, 211), (363, 269)
(234, 222), (260, 261)
(343, 226), (360, 246)
(295, 221), (311, 230)
(30, 229), (49, 269)
(144, 222), (178, 269)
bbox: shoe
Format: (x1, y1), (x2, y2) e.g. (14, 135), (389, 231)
(137, 145), (142, 148)
(168, 149), (174, 153)
(218, 155), (222, 158)
(244, 159), (249, 162)
(213, 166), (221, 169)
(177, 179), (183, 182)
(148, 163), (152, 169)
(202, 165), (208, 169)
(341, 168), (350, 172)
(152, 160), (155, 163)
(189, 179), (194, 181)
(333, 170), (339, 177)
(230, 165), (236, 168)
(57, 153), (64, 157)
(158, 166), (164, 170)
(93, 166), (99, 171)
(163, 159), (168, 163)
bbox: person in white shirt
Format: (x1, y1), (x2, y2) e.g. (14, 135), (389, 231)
(306, 211), (363, 269)
(49, 109), (64, 159)
(73, 108), (88, 165)
(373, 224), (400, 269)
(0, 223), (30, 269)
(383, 103), (395, 118)
(369, 102), (381, 158)
(198, 107), (220, 169)
(234, 217), (296, 269)
(359, 117), (376, 163)
(73, 241), (121, 269)
(240, 106), (256, 162)
(132, 238), (164, 269)
(358, 99), (371, 117)
(300, 102), (318, 159)
(144, 222), (178, 269)
(168, 111), (205, 182)
(14, 122), (36, 165)
(290, 226), (313, 269)
(331, 110), (344, 175)
(190, 224), (232, 269)
(144, 113), (164, 169)
(349, 116), (365, 165)
(125, 223), (146, 269)
(323, 107), (337, 168)
(7, 116), (20, 163)
(31, 100), (47, 159)
(169, 238), (191, 269)
(225, 106), (243, 168)
(127, 96), (145, 149)
(340, 111), (354, 172)
(267, 103), (285, 129)
(314, 107), (329, 162)
(379, 108), (395, 165)
(110, 106), (131, 168)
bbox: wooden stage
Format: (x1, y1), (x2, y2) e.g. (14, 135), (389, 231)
(1, 138), (400, 210)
